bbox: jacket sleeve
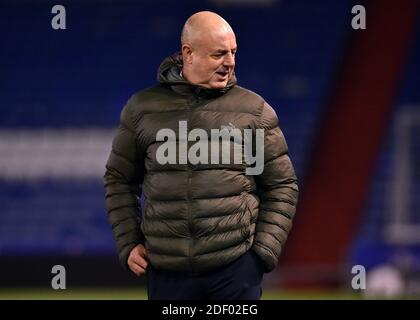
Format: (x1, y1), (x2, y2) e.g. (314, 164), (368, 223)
(252, 101), (299, 272)
(103, 98), (145, 270)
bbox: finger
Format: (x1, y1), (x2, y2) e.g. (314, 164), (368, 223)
(129, 262), (146, 276)
(137, 245), (148, 258)
(130, 254), (148, 269)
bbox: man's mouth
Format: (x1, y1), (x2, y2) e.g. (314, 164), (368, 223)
(216, 70), (229, 79)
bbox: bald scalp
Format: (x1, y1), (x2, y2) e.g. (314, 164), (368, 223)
(181, 11), (234, 48)
(180, 11), (237, 89)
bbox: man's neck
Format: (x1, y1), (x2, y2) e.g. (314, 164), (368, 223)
(181, 67), (199, 86)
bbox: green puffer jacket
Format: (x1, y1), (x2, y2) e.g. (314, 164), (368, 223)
(104, 53), (298, 274)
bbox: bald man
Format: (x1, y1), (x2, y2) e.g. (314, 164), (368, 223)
(180, 11), (236, 89)
(104, 11), (298, 300)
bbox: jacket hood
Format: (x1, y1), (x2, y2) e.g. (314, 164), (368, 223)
(157, 52), (237, 95)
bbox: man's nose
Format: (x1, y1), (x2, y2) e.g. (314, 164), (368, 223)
(223, 53), (235, 68)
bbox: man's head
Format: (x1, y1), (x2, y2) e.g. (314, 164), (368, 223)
(181, 11), (237, 90)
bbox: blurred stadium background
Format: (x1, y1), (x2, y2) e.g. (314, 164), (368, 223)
(0, 0), (419, 299)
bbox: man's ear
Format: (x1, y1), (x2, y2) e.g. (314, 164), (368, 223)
(182, 44), (193, 64)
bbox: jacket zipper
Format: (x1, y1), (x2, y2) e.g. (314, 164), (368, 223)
(187, 87), (201, 274)
(187, 164), (193, 273)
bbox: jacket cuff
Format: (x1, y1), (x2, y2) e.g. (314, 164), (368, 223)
(252, 244), (278, 273)
(119, 242), (139, 271)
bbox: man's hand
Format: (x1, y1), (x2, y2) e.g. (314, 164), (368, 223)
(127, 244), (148, 276)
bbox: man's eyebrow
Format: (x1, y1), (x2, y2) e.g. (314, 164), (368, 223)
(213, 48), (238, 54)
(213, 49), (228, 54)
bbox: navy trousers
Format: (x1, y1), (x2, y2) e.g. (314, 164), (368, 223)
(146, 250), (264, 300)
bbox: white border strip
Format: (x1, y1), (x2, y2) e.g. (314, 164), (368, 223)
(0, 128), (115, 180)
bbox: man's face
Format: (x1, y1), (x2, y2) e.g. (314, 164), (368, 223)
(187, 31), (237, 89)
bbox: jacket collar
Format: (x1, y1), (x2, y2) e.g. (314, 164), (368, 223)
(157, 52), (237, 98)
